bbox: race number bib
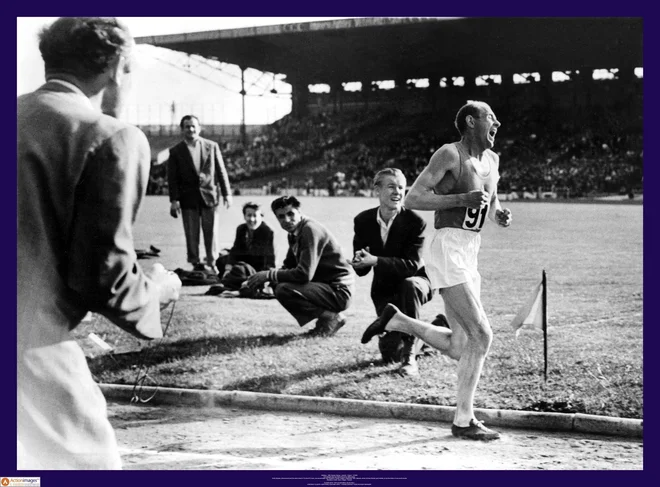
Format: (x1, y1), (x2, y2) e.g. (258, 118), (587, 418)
(462, 205), (488, 231)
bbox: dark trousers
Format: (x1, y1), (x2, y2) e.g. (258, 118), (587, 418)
(274, 282), (353, 326)
(375, 276), (433, 349)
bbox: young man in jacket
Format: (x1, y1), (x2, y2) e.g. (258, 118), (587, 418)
(353, 168), (446, 376)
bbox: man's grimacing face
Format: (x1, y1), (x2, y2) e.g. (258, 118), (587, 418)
(474, 103), (501, 149)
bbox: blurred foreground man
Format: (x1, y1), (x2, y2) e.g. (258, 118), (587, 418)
(17, 17), (181, 469)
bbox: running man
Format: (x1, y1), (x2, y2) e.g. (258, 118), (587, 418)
(361, 100), (512, 440)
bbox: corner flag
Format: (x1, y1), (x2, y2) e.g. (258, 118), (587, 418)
(511, 270), (549, 381)
(510, 279), (544, 337)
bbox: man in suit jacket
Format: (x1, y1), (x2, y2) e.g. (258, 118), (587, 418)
(353, 168), (445, 376)
(17, 17), (181, 469)
(168, 115), (232, 272)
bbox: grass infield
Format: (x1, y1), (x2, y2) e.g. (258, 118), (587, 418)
(75, 195), (643, 419)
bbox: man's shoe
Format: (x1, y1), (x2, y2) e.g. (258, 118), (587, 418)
(399, 354), (419, 376)
(398, 338), (419, 376)
(361, 303), (398, 344)
(205, 284), (227, 296)
(451, 419), (501, 441)
(378, 331), (405, 363)
(192, 263), (206, 272)
(310, 312), (347, 337)
(325, 313), (347, 336)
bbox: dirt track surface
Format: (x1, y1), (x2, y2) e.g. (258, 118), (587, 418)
(108, 402), (642, 470)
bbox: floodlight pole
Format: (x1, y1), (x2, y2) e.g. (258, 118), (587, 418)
(240, 66), (247, 147)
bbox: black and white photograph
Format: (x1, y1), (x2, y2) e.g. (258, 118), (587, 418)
(14, 15), (644, 479)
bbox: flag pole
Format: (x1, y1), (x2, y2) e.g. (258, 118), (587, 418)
(542, 269), (548, 383)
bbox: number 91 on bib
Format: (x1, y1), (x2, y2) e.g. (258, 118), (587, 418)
(462, 205), (488, 231)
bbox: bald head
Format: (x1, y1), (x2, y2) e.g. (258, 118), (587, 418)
(454, 100), (492, 135)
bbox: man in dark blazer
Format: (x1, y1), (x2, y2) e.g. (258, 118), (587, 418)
(168, 115), (232, 272)
(353, 168), (445, 376)
(213, 202), (276, 292)
(17, 17), (181, 469)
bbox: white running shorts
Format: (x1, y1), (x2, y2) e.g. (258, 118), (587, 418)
(425, 227), (482, 295)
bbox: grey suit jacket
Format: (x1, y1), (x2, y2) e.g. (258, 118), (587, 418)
(167, 137), (231, 209)
(17, 81), (162, 468)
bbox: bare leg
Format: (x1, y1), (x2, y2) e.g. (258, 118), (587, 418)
(384, 308), (462, 360)
(439, 297), (468, 360)
(382, 282), (491, 427)
(441, 283), (492, 427)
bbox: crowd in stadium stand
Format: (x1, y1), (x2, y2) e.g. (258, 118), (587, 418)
(147, 98), (642, 199)
(308, 109), (643, 198)
(220, 112), (339, 181)
(218, 111), (393, 182)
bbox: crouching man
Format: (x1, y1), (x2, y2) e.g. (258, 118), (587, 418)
(245, 196), (355, 336)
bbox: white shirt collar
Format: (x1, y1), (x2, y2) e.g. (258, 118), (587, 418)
(376, 208), (399, 245)
(47, 79), (94, 110)
(376, 207), (399, 227)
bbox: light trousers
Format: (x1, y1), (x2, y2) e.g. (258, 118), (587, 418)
(181, 206), (219, 266)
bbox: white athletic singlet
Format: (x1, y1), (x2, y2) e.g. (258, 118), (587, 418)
(433, 142), (500, 232)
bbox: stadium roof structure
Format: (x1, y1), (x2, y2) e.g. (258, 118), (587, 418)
(135, 17), (643, 84)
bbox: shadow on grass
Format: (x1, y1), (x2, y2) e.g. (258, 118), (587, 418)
(88, 332), (307, 373)
(90, 328), (402, 397)
(223, 359), (393, 395)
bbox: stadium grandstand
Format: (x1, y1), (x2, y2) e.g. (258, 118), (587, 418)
(136, 17), (643, 200)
